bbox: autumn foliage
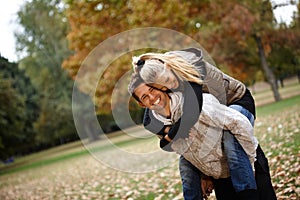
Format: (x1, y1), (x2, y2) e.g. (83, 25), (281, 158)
(62, 0), (300, 113)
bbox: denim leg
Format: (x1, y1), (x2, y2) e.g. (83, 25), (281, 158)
(229, 104), (255, 126)
(179, 155), (203, 200)
(222, 105), (257, 193)
(223, 131), (257, 192)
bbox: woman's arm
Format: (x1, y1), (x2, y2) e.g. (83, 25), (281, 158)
(200, 94), (258, 164)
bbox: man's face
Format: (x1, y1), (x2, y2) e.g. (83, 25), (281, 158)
(134, 83), (170, 113)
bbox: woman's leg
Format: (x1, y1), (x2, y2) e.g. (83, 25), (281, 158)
(227, 105), (277, 199)
(222, 105), (258, 199)
(223, 131), (259, 199)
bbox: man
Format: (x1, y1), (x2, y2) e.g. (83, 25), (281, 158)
(129, 48), (277, 200)
(126, 72), (276, 199)
(128, 73), (262, 199)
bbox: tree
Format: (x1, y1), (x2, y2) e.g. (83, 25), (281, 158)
(0, 56), (39, 160)
(62, 0), (299, 113)
(252, 1), (281, 101)
(285, 1), (300, 80)
(0, 76), (25, 160)
(62, 0), (193, 115)
(198, 0), (299, 100)
(191, 0), (286, 101)
(15, 0), (79, 146)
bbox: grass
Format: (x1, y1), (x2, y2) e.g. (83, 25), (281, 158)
(256, 95), (300, 116)
(251, 76), (300, 107)
(0, 133), (155, 176)
(0, 150), (88, 175)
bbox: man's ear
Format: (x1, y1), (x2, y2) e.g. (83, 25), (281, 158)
(138, 101), (146, 108)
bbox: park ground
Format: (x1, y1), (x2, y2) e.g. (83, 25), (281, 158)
(0, 76), (299, 200)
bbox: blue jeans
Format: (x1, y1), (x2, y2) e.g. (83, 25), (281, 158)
(179, 155), (203, 200)
(223, 104), (257, 192)
(179, 104), (256, 199)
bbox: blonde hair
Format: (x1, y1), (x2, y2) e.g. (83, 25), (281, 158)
(132, 52), (203, 85)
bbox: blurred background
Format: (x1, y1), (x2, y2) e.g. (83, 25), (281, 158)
(0, 0), (300, 200)
(0, 1), (299, 199)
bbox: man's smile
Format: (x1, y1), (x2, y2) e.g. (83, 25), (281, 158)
(153, 97), (161, 106)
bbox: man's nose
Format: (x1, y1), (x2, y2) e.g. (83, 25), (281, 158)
(148, 93), (156, 101)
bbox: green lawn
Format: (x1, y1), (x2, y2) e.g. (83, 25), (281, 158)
(256, 95), (300, 116)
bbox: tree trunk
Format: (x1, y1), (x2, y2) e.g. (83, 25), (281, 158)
(254, 34), (281, 102)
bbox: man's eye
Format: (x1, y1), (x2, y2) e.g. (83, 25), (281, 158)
(143, 96), (149, 102)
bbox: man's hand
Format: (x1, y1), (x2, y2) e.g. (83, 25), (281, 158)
(201, 177), (214, 199)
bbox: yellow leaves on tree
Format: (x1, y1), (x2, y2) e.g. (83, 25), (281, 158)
(62, 0), (196, 114)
